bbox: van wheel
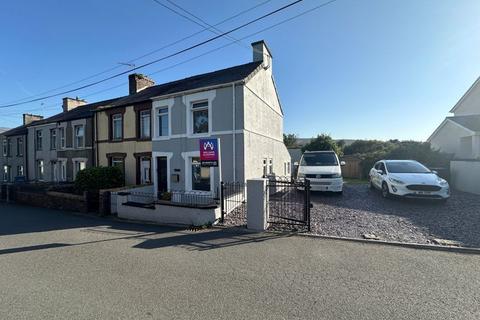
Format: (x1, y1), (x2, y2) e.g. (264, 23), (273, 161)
(381, 183), (390, 198)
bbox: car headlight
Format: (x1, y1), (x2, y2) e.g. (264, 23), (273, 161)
(437, 178), (448, 186)
(331, 173), (342, 178)
(388, 177), (405, 184)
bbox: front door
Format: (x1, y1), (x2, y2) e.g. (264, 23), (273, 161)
(140, 157), (151, 185)
(156, 157), (168, 194)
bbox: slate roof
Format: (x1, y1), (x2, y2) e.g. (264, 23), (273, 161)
(30, 98), (121, 127)
(1, 125), (28, 137)
(104, 61), (263, 109)
(448, 115), (480, 132)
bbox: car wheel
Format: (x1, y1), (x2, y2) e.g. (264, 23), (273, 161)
(381, 182), (390, 198)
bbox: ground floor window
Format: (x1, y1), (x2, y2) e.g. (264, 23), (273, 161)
(263, 158), (268, 177)
(36, 160), (44, 180)
(74, 160), (86, 179)
(3, 165), (11, 182)
(59, 161), (67, 182)
(268, 159), (273, 175)
(17, 165), (24, 177)
(191, 157), (210, 191)
(51, 161), (58, 182)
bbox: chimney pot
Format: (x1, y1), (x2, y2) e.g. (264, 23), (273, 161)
(252, 40), (273, 71)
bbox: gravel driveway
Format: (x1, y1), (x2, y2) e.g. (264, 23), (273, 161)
(310, 184), (480, 247)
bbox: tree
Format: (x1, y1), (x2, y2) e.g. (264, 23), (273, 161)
(302, 134), (343, 156)
(343, 140), (395, 155)
(283, 133), (298, 148)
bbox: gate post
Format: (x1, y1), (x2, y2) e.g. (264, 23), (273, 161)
(220, 181), (225, 223)
(247, 178), (268, 231)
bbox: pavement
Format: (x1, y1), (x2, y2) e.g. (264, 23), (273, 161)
(1, 203), (479, 320)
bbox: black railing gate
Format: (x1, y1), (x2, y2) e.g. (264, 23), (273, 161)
(220, 181), (247, 225)
(267, 178), (311, 231)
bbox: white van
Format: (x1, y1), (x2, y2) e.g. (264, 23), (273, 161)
(297, 151), (344, 193)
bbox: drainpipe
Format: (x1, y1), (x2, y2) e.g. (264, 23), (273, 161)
(232, 83), (236, 182)
(95, 112), (99, 166)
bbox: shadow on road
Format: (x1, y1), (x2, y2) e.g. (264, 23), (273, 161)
(0, 203), (284, 255)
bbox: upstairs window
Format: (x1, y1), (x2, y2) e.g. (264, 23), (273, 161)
(263, 158), (268, 177)
(36, 130), (43, 151)
(2, 139), (6, 156)
(192, 101), (209, 134)
(6, 138), (12, 157)
(139, 110), (151, 139)
(17, 165), (24, 177)
(59, 128), (66, 149)
(112, 114), (123, 140)
(50, 129), (57, 150)
(17, 137), (23, 156)
(157, 107), (169, 137)
(74, 125), (85, 148)
(268, 159), (273, 175)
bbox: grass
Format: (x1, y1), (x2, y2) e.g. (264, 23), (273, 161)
(344, 178), (369, 185)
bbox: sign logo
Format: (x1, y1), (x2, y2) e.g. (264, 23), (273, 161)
(199, 138), (219, 167)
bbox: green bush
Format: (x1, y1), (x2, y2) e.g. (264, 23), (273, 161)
(74, 166), (124, 191)
(302, 134), (343, 156)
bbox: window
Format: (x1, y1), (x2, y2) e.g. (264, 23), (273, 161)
(36, 130), (43, 151)
(59, 128), (65, 149)
(191, 157), (210, 191)
(74, 160), (86, 179)
(74, 125), (85, 148)
(51, 161), (58, 182)
(60, 161), (67, 181)
(110, 157), (125, 177)
(157, 107), (169, 137)
(2, 139), (6, 156)
(6, 138), (11, 157)
(263, 158), (268, 177)
(50, 129), (57, 150)
(17, 137), (23, 156)
(140, 157), (151, 184)
(268, 159), (273, 175)
(112, 114), (123, 140)
(36, 160), (44, 180)
(17, 165), (24, 177)
(191, 101), (209, 134)
(3, 165), (11, 182)
(139, 110), (151, 139)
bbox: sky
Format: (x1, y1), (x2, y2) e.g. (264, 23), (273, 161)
(0, 0), (479, 141)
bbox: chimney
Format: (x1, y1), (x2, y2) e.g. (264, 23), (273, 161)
(129, 74), (155, 95)
(62, 97), (87, 113)
(23, 113), (43, 125)
(252, 40), (273, 71)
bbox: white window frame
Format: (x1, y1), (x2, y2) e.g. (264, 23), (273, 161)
(185, 90), (216, 138)
(36, 160), (44, 181)
(190, 101), (210, 136)
(140, 156), (151, 184)
(50, 129), (57, 150)
(73, 158), (87, 180)
(139, 109), (151, 139)
(36, 130), (43, 151)
(17, 137), (23, 156)
(58, 158), (67, 182)
(181, 151), (214, 193)
(17, 165), (24, 177)
(59, 127), (66, 149)
(2, 139), (7, 156)
(74, 125), (85, 149)
(152, 98), (173, 141)
(112, 114), (123, 140)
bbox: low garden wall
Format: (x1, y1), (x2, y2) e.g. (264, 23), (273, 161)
(116, 193), (220, 226)
(450, 160), (480, 195)
(13, 188), (91, 213)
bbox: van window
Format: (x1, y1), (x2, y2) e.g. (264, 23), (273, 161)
(300, 153), (338, 166)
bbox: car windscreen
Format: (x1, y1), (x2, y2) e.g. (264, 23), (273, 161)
(300, 153), (338, 166)
(385, 161), (431, 173)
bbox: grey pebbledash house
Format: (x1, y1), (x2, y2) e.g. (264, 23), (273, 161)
(142, 40), (291, 195)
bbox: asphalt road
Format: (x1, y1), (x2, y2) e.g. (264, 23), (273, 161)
(1, 203), (479, 320)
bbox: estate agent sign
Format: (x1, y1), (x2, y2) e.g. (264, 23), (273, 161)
(199, 138), (219, 167)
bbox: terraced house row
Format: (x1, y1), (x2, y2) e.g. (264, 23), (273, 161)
(0, 41), (291, 194)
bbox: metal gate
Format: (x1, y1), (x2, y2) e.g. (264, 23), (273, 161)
(267, 178), (311, 231)
(220, 181), (247, 226)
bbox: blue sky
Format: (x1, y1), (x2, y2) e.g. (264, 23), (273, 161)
(0, 0), (479, 140)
